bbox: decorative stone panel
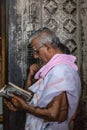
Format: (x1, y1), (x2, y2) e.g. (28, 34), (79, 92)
(42, 0), (81, 69)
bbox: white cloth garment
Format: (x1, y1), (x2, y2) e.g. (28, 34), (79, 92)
(25, 63), (81, 130)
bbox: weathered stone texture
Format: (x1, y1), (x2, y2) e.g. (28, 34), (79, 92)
(4, 0), (87, 130)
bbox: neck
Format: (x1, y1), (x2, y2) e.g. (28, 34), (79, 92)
(50, 48), (63, 57)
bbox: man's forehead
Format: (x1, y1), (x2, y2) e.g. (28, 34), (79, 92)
(31, 37), (40, 47)
(31, 32), (46, 43)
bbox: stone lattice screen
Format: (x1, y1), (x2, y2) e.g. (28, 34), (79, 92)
(7, 0), (87, 130)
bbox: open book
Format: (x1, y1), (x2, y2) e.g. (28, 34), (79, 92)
(0, 82), (34, 102)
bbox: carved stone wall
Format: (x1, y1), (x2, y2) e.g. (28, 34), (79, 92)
(42, 0), (82, 70)
(8, 0), (82, 87)
(7, 0), (87, 130)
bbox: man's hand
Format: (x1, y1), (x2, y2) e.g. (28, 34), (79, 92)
(29, 64), (41, 78)
(11, 96), (29, 110)
(4, 96), (28, 111)
(4, 98), (18, 111)
(25, 64), (41, 90)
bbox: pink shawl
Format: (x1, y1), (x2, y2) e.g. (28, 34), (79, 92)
(34, 54), (78, 79)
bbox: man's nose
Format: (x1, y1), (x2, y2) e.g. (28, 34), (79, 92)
(34, 53), (39, 59)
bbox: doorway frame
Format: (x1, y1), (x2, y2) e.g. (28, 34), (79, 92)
(1, 0), (9, 130)
(1, 0), (7, 88)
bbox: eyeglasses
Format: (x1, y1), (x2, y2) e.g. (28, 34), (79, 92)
(32, 45), (44, 54)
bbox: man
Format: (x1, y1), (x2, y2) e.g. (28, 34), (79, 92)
(4, 27), (81, 130)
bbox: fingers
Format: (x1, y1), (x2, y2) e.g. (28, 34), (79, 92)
(28, 64), (41, 77)
(4, 99), (18, 111)
(30, 64), (41, 72)
(11, 97), (20, 108)
(12, 95), (22, 102)
(4, 96), (27, 111)
(12, 96), (27, 105)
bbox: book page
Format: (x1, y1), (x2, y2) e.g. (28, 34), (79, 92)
(0, 82), (34, 102)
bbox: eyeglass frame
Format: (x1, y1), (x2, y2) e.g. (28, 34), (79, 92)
(32, 45), (44, 54)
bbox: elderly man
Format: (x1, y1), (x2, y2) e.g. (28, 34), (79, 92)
(4, 27), (81, 130)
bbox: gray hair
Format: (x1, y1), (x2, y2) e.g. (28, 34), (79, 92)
(29, 27), (61, 49)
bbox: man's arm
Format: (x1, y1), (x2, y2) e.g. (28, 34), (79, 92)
(4, 64), (41, 111)
(12, 91), (68, 122)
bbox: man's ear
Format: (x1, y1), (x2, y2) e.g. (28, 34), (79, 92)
(44, 44), (52, 51)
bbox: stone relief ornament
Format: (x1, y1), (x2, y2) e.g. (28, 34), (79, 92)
(63, 0), (76, 14)
(63, 19), (77, 34)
